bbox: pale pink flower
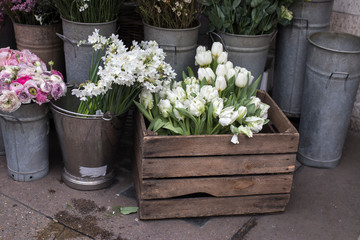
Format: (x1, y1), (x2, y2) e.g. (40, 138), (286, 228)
(0, 90), (21, 113)
(9, 82), (24, 94)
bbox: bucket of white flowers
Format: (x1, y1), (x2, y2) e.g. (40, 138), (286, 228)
(132, 42), (300, 220)
(50, 30), (176, 190)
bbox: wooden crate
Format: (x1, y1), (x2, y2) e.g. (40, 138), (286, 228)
(133, 90), (299, 220)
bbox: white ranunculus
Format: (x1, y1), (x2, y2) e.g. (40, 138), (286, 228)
(217, 52), (228, 64)
(139, 89), (154, 110)
(158, 99), (172, 118)
(245, 116), (265, 133)
(215, 76), (227, 91)
(211, 42), (223, 58)
(216, 64), (227, 76)
(195, 50), (212, 67)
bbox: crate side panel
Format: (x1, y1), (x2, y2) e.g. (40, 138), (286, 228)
(139, 194), (290, 220)
(142, 153), (296, 178)
(141, 174), (293, 199)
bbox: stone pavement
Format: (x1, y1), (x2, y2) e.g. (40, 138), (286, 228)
(0, 124), (359, 240)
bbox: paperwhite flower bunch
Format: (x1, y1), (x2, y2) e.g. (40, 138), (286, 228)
(72, 30), (176, 115)
(135, 41), (270, 143)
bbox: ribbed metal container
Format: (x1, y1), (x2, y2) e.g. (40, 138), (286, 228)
(273, 0), (334, 117)
(58, 18), (117, 85)
(50, 93), (127, 190)
(297, 32), (360, 168)
(0, 104), (49, 181)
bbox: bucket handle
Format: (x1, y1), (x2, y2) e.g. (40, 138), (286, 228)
(56, 33), (92, 58)
(0, 113), (25, 133)
(327, 72), (349, 90)
(292, 17), (309, 29)
(209, 32), (228, 52)
(158, 44), (177, 65)
(102, 111), (125, 131)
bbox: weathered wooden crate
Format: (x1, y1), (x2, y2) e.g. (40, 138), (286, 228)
(133, 90), (299, 220)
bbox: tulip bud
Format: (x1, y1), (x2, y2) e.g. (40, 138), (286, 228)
(205, 67), (216, 83)
(226, 68), (236, 80)
(211, 42), (223, 58)
(235, 71), (247, 88)
(217, 52), (228, 64)
(225, 61), (233, 71)
(216, 64), (227, 77)
(195, 50), (212, 67)
(215, 76), (227, 91)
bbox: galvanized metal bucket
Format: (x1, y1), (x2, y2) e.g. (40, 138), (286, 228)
(273, 0), (334, 117)
(50, 93), (127, 190)
(297, 32), (360, 168)
(143, 22), (200, 81)
(57, 18), (117, 85)
(212, 31), (275, 81)
(0, 104), (49, 181)
(12, 22), (65, 75)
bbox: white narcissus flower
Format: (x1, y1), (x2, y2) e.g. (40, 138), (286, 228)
(199, 85), (219, 103)
(216, 64), (227, 76)
(139, 89), (154, 110)
(195, 50), (212, 67)
(158, 99), (172, 118)
(211, 97), (223, 118)
(211, 42), (223, 58)
(217, 52), (228, 64)
(219, 106), (240, 126)
(215, 76), (227, 91)
(245, 116), (265, 133)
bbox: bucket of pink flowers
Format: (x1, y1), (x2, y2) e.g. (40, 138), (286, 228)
(0, 47), (66, 181)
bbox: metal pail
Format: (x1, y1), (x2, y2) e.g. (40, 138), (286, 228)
(273, 0), (334, 117)
(143, 22), (200, 81)
(213, 31), (274, 82)
(50, 93), (127, 190)
(297, 32), (360, 168)
(57, 18), (117, 85)
(0, 104), (49, 181)
(12, 22), (65, 74)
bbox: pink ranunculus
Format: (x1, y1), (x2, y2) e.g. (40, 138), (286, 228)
(2, 58), (19, 66)
(0, 90), (21, 113)
(15, 75), (32, 85)
(9, 82), (24, 94)
(23, 80), (39, 98)
(17, 89), (32, 104)
(51, 82), (65, 100)
(35, 90), (50, 105)
(39, 80), (52, 93)
(0, 47), (12, 66)
(0, 81), (10, 94)
(52, 70), (64, 80)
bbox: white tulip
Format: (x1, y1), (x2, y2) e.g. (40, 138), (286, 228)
(196, 45), (207, 55)
(211, 97), (224, 118)
(235, 71), (247, 88)
(184, 96), (205, 117)
(236, 106), (247, 121)
(216, 64), (227, 76)
(158, 99), (172, 118)
(249, 96), (261, 109)
(195, 50), (212, 66)
(172, 86), (187, 103)
(226, 68), (236, 80)
(215, 76), (227, 91)
(205, 67), (216, 83)
(217, 52), (228, 64)
(211, 42), (223, 58)
(173, 101), (185, 121)
(239, 125), (253, 138)
(225, 61), (233, 71)
(139, 89), (154, 110)
(245, 116), (265, 133)
(219, 106), (239, 126)
(199, 85), (219, 103)
(198, 68), (208, 82)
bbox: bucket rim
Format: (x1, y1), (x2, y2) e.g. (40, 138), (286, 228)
(143, 21), (201, 32)
(308, 31), (360, 54)
(60, 17), (118, 26)
(217, 30), (275, 38)
(12, 21), (62, 28)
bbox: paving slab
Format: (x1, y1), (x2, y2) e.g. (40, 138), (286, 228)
(244, 131), (360, 240)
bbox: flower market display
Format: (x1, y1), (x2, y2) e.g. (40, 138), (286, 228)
(0, 47), (66, 113)
(135, 41), (270, 144)
(71, 30), (176, 116)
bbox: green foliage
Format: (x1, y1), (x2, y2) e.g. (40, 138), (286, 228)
(201, 0), (295, 35)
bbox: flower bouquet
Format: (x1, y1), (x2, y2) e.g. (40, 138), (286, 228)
(71, 30), (176, 116)
(0, 0), (60, 25)
(135, 41), (270, 144)
(0, 47), (66, 113)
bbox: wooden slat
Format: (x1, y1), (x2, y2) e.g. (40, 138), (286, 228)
(139, 194), (290, 220)
(142, 133), (298, 158)
(141, 174), (293, 199)
(142, 153), (296, 178)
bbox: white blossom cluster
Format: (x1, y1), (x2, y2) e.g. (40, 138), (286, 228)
(72, 29), (176, 101)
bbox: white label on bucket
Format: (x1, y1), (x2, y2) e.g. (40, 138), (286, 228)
(79, 165), (107, 178)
